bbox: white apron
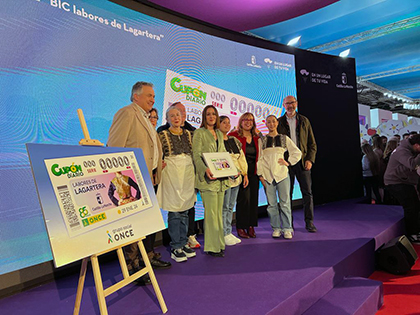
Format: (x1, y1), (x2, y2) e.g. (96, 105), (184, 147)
(157, 154), (196, 212)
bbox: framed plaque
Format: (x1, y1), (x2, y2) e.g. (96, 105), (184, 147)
(202, 152), (238, 178)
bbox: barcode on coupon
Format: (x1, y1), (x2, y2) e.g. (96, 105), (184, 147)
(131, 162), (149, 205)
(57, 185), (81, 230)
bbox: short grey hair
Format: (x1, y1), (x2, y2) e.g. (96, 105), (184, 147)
(130, 81), (153, 102)
(165, 106), (182, 121)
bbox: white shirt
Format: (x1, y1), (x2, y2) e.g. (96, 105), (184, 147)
(257, 134), (301, 184)
(286, 114), (297, 145)
(138, 105), (159, 170)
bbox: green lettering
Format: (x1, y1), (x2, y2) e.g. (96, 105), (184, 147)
(192, 88), (200, 98)
(170, 77), (182, 92)
(51, 164), (62, 176)
(201, 90), (207, 100)
(63, 166), (71, 174)
(184, 86), (192, 94)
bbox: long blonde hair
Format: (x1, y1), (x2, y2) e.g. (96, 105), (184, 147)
(383, 139), (398, 160)
(361, 143), (380, 176)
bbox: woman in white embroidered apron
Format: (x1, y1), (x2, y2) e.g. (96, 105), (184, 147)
(257, 115), (301, 239)
(218, 116), (249, 246)
(157, 107), (197, 263)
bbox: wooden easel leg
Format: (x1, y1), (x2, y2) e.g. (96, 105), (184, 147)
(117, 247), (129, 279)
(73, 257), (89, 315)
(91, 255), (109, 315)
(138, 240), (168, 314)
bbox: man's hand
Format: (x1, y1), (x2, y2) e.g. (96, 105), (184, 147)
(205, 168), (216, 180)
(162, 160), (167, 170)
(304, 160), (313, 171)
(278, 158), (289, 166)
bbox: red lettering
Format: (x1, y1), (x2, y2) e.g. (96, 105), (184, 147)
(212, 101), (223, 109)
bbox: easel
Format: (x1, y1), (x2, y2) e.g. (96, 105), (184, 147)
(73, 109), (167, 315)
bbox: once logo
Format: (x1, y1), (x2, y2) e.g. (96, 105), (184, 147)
(113, 229), (135, 242)
(82, 213), (107, 227)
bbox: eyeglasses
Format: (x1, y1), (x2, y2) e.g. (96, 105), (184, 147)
(284, 101), (297, 105)
(242, 119), (254, 122)
(149, 116), (158, 120)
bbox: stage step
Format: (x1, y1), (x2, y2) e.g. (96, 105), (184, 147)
(303, 277), (383, 315)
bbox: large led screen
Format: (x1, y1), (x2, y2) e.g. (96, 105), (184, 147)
(0, 0), (298, 275)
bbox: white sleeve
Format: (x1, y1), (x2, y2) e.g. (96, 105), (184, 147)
(286, 136), (302, 166)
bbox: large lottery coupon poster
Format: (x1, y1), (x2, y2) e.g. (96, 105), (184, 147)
(27, 144), (165, 267)
(162, 70), (290, 133)
(44, 152), (152, 237)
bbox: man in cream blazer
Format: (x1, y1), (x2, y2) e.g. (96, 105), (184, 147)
(108, 82), (171, 283)
(108, 82), (162, 184)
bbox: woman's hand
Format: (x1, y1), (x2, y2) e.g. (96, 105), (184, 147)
(259, 176), (266, 188)
(278, 158), (289, 166)
(243, 175), (249, 188)
(205, 168), (216, 180)
(162, 160), (167, 170)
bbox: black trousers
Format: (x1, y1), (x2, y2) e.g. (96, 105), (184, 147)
(363, 176), (382, 204)
(386, 184), (420, 236)
(187, 205), (196, 236)
(124, 184), (159, 269)
(236, 173), (259, 229)
(124, 232), (156, 270)
(289, 163), (314, 225)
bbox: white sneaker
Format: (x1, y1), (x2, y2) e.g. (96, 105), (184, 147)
(171, 248), (187, 263)
(182, 245), (196, 258)
(231, 233), (242, 244)
(283, 231), (293, 239)
(272, 229), (281, 238)
(224, 234), (237, 246)
(188, 234), (201, 249)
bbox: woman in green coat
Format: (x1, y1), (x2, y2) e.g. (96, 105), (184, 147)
(192, 105), (230, 257)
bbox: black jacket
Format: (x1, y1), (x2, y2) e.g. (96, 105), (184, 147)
(277, 113), (317, 166)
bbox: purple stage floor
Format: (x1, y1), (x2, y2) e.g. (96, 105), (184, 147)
(0, 200), (404, 315)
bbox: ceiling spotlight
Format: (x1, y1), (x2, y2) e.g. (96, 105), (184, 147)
(287, 36), (301, 46)
(339, 49), (350, 58)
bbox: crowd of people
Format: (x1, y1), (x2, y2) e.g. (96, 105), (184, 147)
(361, 131), (420, 244)
(361, 133), (416, 204)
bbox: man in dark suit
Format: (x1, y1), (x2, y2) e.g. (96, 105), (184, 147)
(278, 96), (317, 232)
